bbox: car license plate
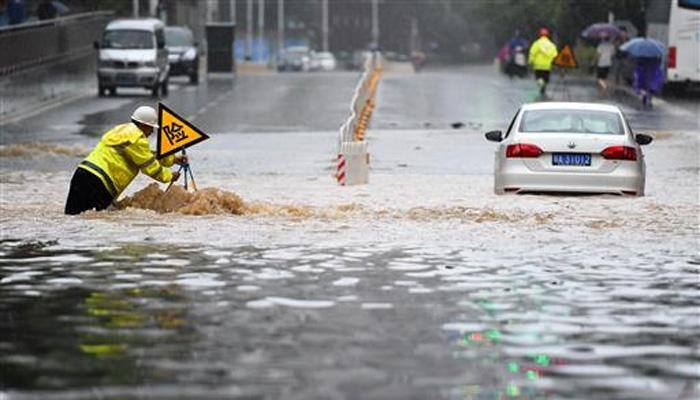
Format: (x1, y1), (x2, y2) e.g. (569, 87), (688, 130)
(116, 74), (136, 84)
(552, 153), (591, 166)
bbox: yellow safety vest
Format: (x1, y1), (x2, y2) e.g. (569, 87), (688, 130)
(78, 123), (175, 198)
(528, 37), (558, 71)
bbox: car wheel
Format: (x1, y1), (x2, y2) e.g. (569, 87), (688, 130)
(108, 87), (117, 96)
(98, 85), (106, 97)
(663, 82), (686, 96)
(189, 72), (199, 84)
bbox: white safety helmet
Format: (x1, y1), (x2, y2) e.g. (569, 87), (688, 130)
(131, 106), (158, 129)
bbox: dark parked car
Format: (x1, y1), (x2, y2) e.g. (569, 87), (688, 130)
(164, 26), (199, 84)
(277, 47), (310, 72)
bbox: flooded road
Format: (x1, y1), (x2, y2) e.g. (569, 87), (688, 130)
(1, 66), (699, 399)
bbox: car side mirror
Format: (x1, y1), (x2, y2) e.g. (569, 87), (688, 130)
(635, 133), (653, 145)
(93, 40), (100, 50)
(485, 130), (503, 142)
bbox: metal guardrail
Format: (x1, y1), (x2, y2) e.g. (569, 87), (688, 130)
(0, 11), (114, 76)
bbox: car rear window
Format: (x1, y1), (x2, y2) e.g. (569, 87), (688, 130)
(165, 28), (193, 47)
(519, 109), (624, 135)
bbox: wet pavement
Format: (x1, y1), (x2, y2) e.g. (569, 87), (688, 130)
(0, 66), (699, 399)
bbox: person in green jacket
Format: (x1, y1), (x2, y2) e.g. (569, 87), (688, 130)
(528, 28), (559, 96)
(65, 106), (186, 215)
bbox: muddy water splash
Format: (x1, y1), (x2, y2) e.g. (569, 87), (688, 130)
(0, 142), (90, 158)
(116, 184), (559, 224)
(403, 206), (555, 223)
(116, 183), (247, 215)
(116, 183), (318, 217)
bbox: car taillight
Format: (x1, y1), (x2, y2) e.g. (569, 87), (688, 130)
(668, 46), (676, 69)
(601, 146), (637, 161)
(506, 143), (543, 158)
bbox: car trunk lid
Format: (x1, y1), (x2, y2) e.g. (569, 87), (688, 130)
(514, 132), (632, 173)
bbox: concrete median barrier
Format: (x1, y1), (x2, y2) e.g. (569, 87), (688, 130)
(0, 12), (112, 123)
(335, 52), (383, 186)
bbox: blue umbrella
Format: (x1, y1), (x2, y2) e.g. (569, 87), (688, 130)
(52, 1), (70, 15)
(619, 37), (665, 58)
(582, 23), (621, 39)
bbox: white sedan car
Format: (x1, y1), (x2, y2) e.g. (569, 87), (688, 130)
(309, 52), (337, 71)
(485, 102), (653, 196)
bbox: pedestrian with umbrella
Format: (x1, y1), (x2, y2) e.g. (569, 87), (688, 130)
(51, 0), (69, 15)
(582, 23), (622, 95)
(36, 0), (67, 20)
(582, 23), (621, 41)
(36, 0), (56, 20)
(619, 35), (665, 108)
(593, 34), (616, 95)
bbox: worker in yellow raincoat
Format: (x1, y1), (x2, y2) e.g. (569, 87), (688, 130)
(65, 106), (186, 215)
(528, 28), (559, 96)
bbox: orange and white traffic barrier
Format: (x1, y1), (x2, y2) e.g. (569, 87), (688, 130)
(336, 153), (346, 185)
(336, 141), (369, 186)
(335, 51), (383, 186)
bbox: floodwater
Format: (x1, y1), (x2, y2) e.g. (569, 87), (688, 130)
(1, 67), (699, 399)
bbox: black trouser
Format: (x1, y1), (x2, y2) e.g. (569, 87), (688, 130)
(534, 70), (550, 84)
(534, 70), (551, 95)
(64, 167), (114, 215)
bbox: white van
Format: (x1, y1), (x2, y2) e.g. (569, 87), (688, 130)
(667, 0), (700, 90)
(95, 19), (170, 97)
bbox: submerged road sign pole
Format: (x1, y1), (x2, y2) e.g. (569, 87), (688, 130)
(167, 149), (198, 192)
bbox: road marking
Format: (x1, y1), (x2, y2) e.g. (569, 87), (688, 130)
(186, 89), (233, 121)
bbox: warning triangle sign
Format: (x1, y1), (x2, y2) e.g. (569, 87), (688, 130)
(156, 103), (210, 158)
(554, 44), (578, 69)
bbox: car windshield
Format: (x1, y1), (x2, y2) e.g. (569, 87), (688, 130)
(287, 47), (309, 54)
(519, 109), (624, 135)
(679, 0), (700, 10)
(283, 52), (303, 60)
(102, 29), (153, 49)
(165, 28), (193, 47)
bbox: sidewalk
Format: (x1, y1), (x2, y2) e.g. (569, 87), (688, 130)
(236, 62), (275, 76)
(557, 73), (677, 110)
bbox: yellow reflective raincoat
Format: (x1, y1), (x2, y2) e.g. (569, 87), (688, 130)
(528, 36), (558, 71)
(78, 123), (175, 198)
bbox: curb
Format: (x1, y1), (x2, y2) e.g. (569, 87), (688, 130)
(236, 62), (274, 76)
(562, 75), (673, 109)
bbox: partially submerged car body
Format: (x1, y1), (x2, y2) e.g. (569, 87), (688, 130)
(485, 102), (653, 196)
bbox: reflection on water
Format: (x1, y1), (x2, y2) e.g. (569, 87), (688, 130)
(0, 240), (197, 394)
(1, 239), (698, 399)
